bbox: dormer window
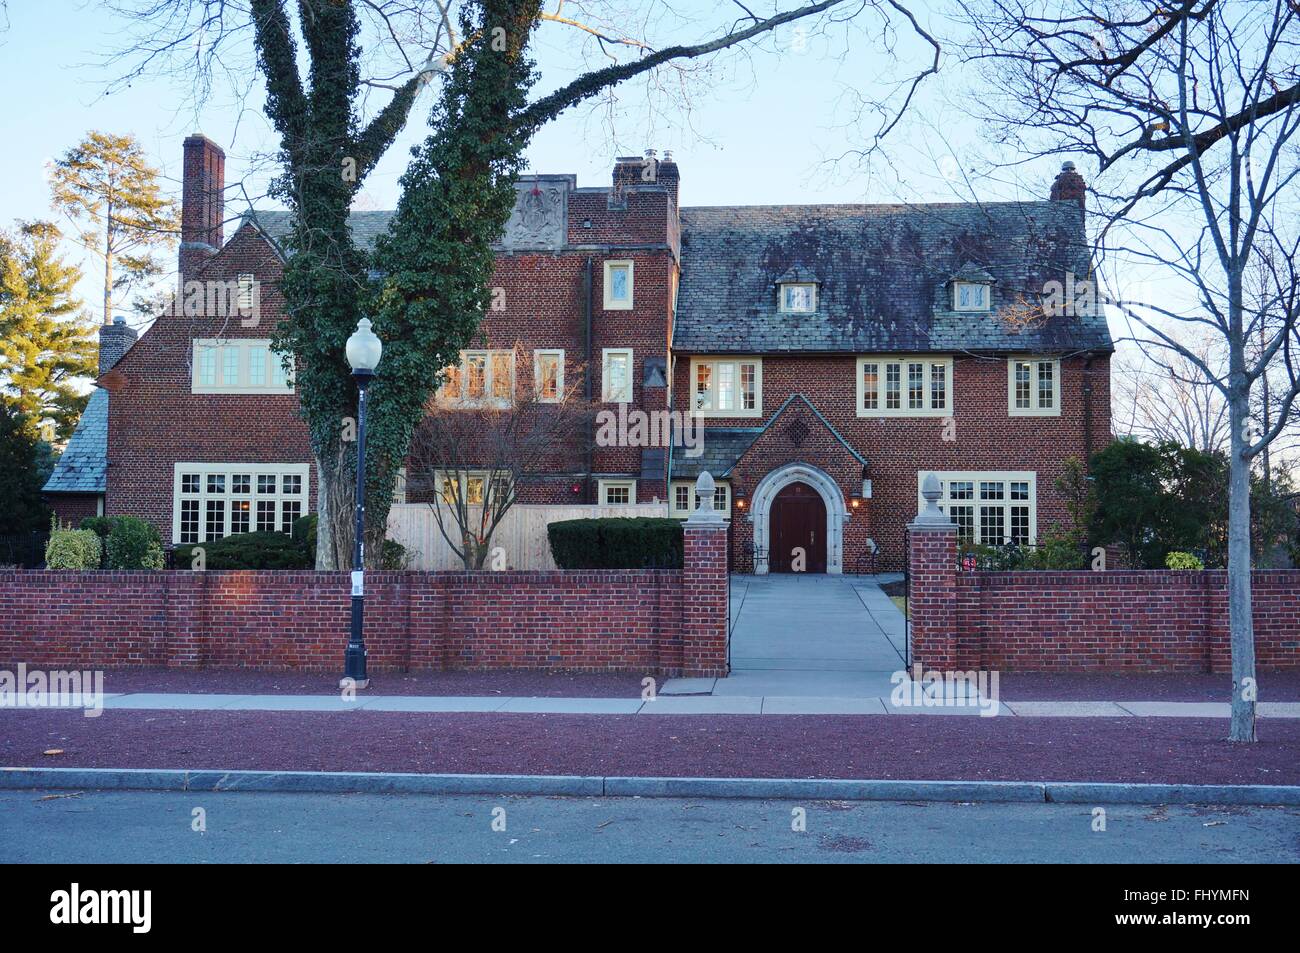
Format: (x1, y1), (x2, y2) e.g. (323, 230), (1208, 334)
(780, 283), (817, 313)
(954, 282), (989, 311)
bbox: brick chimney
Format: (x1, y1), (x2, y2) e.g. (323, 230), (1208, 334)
(1050, 160), (1086, 210)
(610, 155), (644, 206)
(657, 149), (680, 212)
(98, 315), (138, 375)
(179, 134), (226, 282)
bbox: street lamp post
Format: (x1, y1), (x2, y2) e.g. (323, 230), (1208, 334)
(342, 318), (382, 688)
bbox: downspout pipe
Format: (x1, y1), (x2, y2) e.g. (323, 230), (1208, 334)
(584, 257), (594, 504)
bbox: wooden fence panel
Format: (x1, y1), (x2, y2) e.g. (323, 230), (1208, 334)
(386, 502), (670, 570)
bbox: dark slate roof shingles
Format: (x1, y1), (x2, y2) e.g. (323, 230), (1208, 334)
(43, 388), (108, 494)
(241, 198), (1112, 355)
(670, 427), (762, 480)
(673, 201), (1111, 354)
(669, 395), (868, 479)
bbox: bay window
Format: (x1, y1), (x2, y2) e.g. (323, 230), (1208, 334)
(173, 463), (309, 544)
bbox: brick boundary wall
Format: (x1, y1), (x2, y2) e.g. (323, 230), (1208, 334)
(909, 524), (1300, 672)
(0, 524), (729, 677)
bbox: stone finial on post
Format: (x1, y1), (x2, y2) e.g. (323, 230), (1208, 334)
(681, 470), (729, 677)
(687, 471), (725, 524)
(913, 473), (954, 527)
(908, 472), (958, 670)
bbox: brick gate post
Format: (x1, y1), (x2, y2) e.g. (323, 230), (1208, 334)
(908, 473), (958, 670)
(682, 473), (730, 678)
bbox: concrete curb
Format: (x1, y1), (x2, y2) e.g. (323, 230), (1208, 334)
(4, 767), (1300, 805)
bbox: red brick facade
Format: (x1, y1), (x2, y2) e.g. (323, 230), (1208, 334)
(698, 353), (1110, 572)
(47, 494), (102, 527)
(0, 524), (729, 676)
(909, 524), (1300, 672)
(104, 137), (1109, 570)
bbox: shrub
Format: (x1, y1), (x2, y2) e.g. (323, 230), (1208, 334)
(174, 531), (314, 570)
(382, 538), (408, 570)
(293, 512), (318, 564)
(79, 516), (115, 539)
(105, 516), (164, 570)
(1165, 550), (1205, 570)
(548, 517), (683, 569)
(45, 527), (102, 569)
(1024, 528), (1088, 570)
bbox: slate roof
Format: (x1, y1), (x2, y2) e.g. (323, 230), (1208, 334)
(240, 196), (1112, 356)
(43, 388), (108, 494)
(673, 201), (1111, 354)
(240, 210), (396, 254)
(670, 427), (762, 480)
(670, 395), (868, 480)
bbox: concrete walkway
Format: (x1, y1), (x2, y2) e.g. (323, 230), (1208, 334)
(16, 692), (1300, 718)
(694, 573), (908, 698)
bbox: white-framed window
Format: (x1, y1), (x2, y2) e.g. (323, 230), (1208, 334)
(779, 283), (817, 313)
(603, 260), (634, 310)
(393, 466), (408, 505)
(690, 357), (762, 417)
(598, 479), (636, 505)
(173, 463), (309, 544)
(534, 349), (564, 402)
(432, 469), (512, 506)
(192, 339), (293, 394)
(438, 349), (515, 407)
(953, 282), (991, 311)
(1008, 357), (1060, 416)
(919, 470), (1037, 546)
(602, 348), (633, 403)
(670, 480), (730, 518)
(857, 355), (952, 417)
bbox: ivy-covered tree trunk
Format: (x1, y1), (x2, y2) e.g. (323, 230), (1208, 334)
(242, 0), (848, 569)
(251, 0), (413, 568)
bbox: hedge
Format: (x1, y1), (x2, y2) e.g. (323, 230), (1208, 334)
(174, 531), (313, 570)
(547, 517), (683, 569)
(172, 515), (408, 570)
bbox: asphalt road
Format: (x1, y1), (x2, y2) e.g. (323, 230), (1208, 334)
(2, 789), (1298, 863)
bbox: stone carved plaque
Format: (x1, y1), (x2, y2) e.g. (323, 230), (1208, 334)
(499, 176), (570, 249)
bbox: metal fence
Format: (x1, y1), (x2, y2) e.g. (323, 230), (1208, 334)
(0, 531), (51, 568)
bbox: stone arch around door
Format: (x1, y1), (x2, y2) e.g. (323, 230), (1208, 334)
(748, 462), (849, 574)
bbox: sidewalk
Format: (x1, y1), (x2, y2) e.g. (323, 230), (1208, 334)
(34, 691), (1300, 718)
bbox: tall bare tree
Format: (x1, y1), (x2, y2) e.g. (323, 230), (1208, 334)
(1113, 334), (1231, 453)
(964, 0), (1300, 741)
(408, 345), (593, 569)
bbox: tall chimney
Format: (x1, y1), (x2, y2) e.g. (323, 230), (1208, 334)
(179, 133), (226, 283)
(1050, 160), (1086, 210)
(98, 315), (139, 375)
(657, 149), (680, 214)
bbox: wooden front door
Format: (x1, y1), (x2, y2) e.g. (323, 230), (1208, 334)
(769, 482), (827, 573)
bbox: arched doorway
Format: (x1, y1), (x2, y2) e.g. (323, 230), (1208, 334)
(749, 462), (848, 574)
(769, 482), (827, 572)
